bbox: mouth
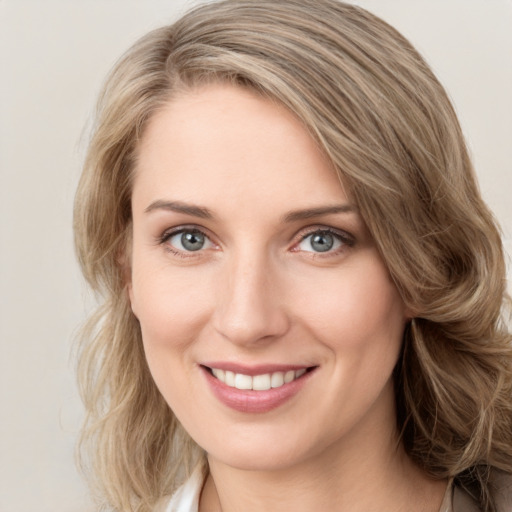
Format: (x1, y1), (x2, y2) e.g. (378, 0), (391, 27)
(205, 366), (312, 390)
(200, 363), (317, 413)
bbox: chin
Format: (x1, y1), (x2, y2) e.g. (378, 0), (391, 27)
(202, 426), (330, 473)
(209, 448), (307, 473)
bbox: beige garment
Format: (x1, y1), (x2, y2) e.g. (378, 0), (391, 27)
(491, 470), (512, 512)
(446, 470), (512, 512)
(451, 481), (480, 512)
(439, 479), (481, 512)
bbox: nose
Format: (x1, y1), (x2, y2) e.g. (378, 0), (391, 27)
(212, 252), (290, 347)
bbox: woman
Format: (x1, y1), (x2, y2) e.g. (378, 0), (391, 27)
(74, 1), (512, 511)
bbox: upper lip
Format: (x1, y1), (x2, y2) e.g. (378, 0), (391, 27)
(201, 362), (315, 376)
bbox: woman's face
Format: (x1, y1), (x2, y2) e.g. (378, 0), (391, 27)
(129, 84), (408, 471)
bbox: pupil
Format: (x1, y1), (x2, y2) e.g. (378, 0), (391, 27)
(181, 232), (204, 251)
(311, 233), (333, 252)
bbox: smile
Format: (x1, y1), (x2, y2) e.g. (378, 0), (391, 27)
(201, 364), (316, 413)
(210, 368), (307, 390)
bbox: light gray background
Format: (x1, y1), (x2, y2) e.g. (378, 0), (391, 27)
(1, 1), (511, 511)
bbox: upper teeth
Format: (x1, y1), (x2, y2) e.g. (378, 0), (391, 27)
(211, 368), (307, 390)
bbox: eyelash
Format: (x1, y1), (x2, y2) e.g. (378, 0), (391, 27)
(158, 226), (213, 259)
(157, 225), (355, 258)
(294, 227), (355, 257)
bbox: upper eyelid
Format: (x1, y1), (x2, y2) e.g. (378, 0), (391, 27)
(157, 224), (355, 249)
(292, 227), (356, 255)
(160, 224), (212, 241)
(295, 225), (354, 242)
(158, 226), (216, 256)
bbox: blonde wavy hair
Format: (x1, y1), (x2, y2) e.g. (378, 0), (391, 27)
(74, 1), (512, 510)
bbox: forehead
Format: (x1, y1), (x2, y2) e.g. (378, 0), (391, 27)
(133, 84), (348, 215)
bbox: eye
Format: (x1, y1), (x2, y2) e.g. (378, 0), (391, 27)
(165, 228), (214, 252)
(296, 229), (350, 253)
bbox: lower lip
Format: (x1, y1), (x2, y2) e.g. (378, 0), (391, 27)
(202, 367), (314, 413)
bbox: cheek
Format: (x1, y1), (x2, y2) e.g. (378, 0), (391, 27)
(293, 257), (406, 352)
(129, 259), (214, 409)
(129, 256), (214, 353)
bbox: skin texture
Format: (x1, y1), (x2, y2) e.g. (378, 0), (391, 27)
(129, 84), (447, 511)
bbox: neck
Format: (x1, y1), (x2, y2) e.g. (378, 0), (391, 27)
(200, 396), (447, 512)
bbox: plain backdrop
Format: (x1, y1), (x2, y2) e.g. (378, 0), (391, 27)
(1, 1), (511, 511)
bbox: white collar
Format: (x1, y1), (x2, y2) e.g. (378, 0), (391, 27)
(164, 465), (203, 512)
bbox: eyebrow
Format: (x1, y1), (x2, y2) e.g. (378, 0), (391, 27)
(144, 200), (356, 221)
(282, 204), (357, 222)
(144, 200), (214, 219)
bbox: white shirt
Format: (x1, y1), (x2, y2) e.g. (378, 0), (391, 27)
(164, 465), (203, 512)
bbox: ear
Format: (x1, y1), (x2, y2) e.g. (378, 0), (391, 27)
(123, 267), (139, 319)
(117, 232), (137, 317)
(119, 251), (134, 293)
(127, 285), (138, 319)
